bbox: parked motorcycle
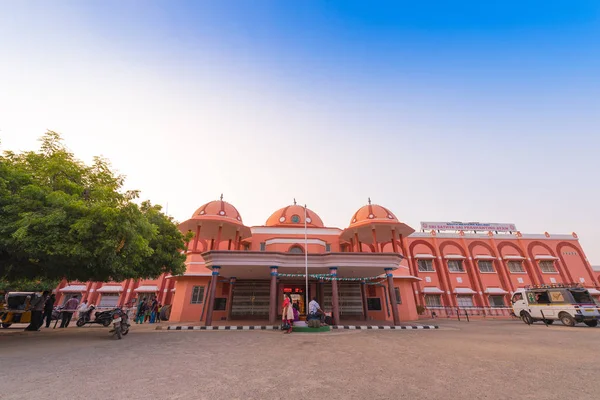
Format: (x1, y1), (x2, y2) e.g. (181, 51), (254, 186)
(109, 308), (130, 339)
(76, 306), (114, 328)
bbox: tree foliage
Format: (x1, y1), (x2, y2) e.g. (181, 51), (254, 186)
(0, 131), (190, 282)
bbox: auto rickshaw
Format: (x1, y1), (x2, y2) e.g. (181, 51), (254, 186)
(0, 292), (39, 328)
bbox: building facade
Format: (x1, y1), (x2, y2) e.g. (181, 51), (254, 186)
(54, 198), (600, 324)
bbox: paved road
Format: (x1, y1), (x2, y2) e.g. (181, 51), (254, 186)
(0, 319), (597, 399)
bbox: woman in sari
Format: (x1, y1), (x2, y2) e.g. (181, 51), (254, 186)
(281, 294), (294, 334)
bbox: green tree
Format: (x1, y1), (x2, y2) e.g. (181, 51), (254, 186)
(0, 131), (189, 283)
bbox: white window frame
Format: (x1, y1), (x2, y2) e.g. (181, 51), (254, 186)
(417, 259), (435, 272)
(477, 260), (495, 273)
(489, 295), (506, 308)
(425, 295), (442, 307)
(447, 260), (465, 273)
(98, 293), (120, 308)
(456, 295), (474, 308)
(507, 261), (525, 273)
(539, 260), (557, 273)
(190, 286), (205, 304)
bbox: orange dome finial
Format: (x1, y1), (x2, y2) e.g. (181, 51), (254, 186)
(220, 193), (223, 201)
(368, 197), (371, 205)
(293, 198), (296, 205)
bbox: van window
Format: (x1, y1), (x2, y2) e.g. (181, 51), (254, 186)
(548, 291), (565, 303)
(528, 291), (550, 304)
(511, 293), (523, 303)
(569, 290), (594, 304)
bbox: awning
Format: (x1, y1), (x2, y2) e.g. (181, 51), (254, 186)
(134, 285), (158, 293)
(445, 254), (466, 260)
(474, 255), (496, 260)
(534, 255), (558, 260)
(414, 253), (436, 259)
(454, 288), (477, 294)
(504, 255), (525, 260)
(485, 287), (508, 295)
(586, 288), (600, 295)
(422, 287), (445, 294)
(97, 285), (123, 293)
(60, 285), (87, 293)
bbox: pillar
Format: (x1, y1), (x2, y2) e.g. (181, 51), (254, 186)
(269, 267), (278, 324)
(226, 277), (236, 320)
(391, 229), (398, 253)
(354, 233), (361, 252)
(330, 267), (340, 325)
(193, 225), (201, 251)
(372, 229), (379, 252)
(385, 268), (401, 325)
(205, 266), (220, 326)
(318, 279), (325, 305)
(361, 282), (369, 321)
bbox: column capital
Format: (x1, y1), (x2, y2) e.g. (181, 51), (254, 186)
(270, 266), (279, 276)
(384, 267), (393, 277)
(212, 265), (221, 276)
(329, 266), (338, 276)
(230, 277), (237, 283)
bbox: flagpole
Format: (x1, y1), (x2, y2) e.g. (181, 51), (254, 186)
(304, 204), (309, 315)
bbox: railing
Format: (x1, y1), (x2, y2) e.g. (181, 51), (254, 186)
(422, 306), (516, 320)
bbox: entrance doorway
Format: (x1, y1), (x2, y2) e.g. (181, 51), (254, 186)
(282, 285), (306, 314)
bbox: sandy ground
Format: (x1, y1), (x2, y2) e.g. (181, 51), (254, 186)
(0, 319), (598, 400)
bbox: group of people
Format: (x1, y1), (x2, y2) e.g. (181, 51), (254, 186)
(281, 295), (326, 334)
(135, 296), (161, 324)
(24, 290), (76, 330)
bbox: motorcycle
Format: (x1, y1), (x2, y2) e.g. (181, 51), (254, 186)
(76, 306), (120, 327)
(109, 308), (130, 339)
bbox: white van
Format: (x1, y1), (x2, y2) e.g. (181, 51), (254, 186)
(511, 284), (600, 327)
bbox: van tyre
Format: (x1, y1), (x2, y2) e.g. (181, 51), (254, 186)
(584, 320), (598, 327)
(559, 312), (576, 327)
(520, 311), (533, 325)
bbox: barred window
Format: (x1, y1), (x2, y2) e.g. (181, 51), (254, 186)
(478, 260), (495, 273)
(447, 260), (465, 272)
(456, 295), (474, 307)
(539, 261), (557, 273)
(260, 242), (266, 251)
(190, 286), (205, 304)
(507, 261), (525, 273)
(417, 259), (435, 272)
(489, 295), (506, 307)
(394, 287), (402, 304)
(425, 295), (442, 307)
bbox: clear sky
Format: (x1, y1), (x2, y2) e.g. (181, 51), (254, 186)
(1, 1), (599, 263)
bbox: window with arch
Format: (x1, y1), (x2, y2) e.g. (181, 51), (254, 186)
(288, 246), (304, 254)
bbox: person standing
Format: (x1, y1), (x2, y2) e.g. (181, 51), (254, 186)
(135, 298), (147, 324)
(77, 299), (89, 321)
(60, 296), (80, 328)
(25, 291), (49, 331)
(42, 294), (56, 328)
(281, 294), (294, 334)
(150, 297), (158, 323)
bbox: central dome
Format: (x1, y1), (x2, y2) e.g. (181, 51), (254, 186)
(266, 203), (324, 228)
(192, 196), (243, 224)
(349, 199), (398, 227)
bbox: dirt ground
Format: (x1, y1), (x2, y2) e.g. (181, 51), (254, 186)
(0, 319), (598, 400)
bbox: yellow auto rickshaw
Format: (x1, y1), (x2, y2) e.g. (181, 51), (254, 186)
(0, 292), (38, 328)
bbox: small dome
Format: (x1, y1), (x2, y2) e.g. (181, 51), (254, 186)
(266, 204), (324, 228)
(349, 199), (398, 227)
(193, 196), (243, 223)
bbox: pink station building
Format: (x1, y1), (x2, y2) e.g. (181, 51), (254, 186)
(54, 198), (600, 325)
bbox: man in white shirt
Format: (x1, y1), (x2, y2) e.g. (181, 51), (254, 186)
(308, 297), (326, 324)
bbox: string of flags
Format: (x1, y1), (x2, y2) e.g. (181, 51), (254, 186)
(276, 273), (385, 282)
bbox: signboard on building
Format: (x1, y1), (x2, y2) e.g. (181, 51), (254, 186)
(420, 221), (517, 232)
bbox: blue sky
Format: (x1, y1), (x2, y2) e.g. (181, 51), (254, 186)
(0, 1), (599, 263)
